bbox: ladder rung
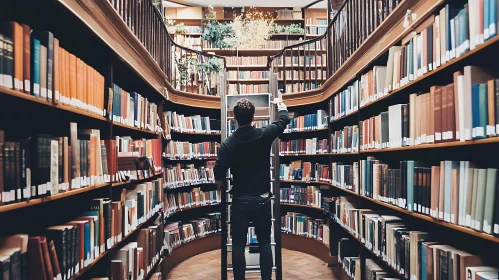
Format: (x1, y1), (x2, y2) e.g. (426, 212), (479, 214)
(227, 266), (277, 272)
(226, 243), (276, 246)
(226, 218), (276, 224)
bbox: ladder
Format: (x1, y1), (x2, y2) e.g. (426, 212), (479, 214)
(220, 73), (283, 280)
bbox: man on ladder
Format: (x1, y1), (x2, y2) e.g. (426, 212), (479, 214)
(214, 97), (289, 280)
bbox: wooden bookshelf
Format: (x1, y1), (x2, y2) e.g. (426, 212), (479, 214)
(281, 233), (334, 264)
(280, 203), (323, 210)
(280, 180), (330, 185)
(280, 153), (332, 157)
(284, 127), (329, 134)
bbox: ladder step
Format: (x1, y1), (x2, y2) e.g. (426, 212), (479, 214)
(227, 266), (278, 272)
(226, 242), (276, 246)
(226, 218), (276, 224)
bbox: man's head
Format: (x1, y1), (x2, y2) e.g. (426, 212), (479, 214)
(234, 99), (255, 126)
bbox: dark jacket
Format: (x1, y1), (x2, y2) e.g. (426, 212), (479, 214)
(214, 110), (290, 197)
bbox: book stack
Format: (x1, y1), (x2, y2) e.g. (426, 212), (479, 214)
(164, 213), (221, 252)
(114, 137), (162, 181)
(331, 162), (359, 192)
(226, 56), (267, 65)
(0, 23), (106, 117)
(163, 111), (221, 134)
(280, 161), (330, 183)
(333, 196), (499, 280)
(279, 138), (328, 155)
(281, 212), (325, 242)
(230, 84), (270, 94)
(0, 124), (115, 204)
(363, 2), (499, 107)
(163, 141), (219, 160)
(280, 185), (322, 207)
(110, 84), (158, 132)
(282, 81), (321, 93)
(164, 188), (221, 214)
(110, 217), (164, 280)
(228, 71), (269, 80)
(163, 162), (216, 189)
(359, 66), (388, 107)
(284, 110), (328, 132)
(276, 9), (294, 18)
(359, 157), (499, 236)
(329, 79), (359, 121)
(277, 54), (327, 67)
(330, 125), (359, 153)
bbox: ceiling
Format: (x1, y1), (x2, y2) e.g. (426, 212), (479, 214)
(163, 0), (327, 8)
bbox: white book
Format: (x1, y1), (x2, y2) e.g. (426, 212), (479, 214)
(50, 140), (59, 195)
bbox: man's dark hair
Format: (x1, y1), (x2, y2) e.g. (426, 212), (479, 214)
(234, 99), (255, 126)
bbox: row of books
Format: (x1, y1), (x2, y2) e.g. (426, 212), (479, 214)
(227, 70), (269, 80)
(0, 185), (163, 280)
(110, 84), (158, 132)
(284, 110), (328, 132)
(329, 79), (359, 121)
(281, 82), (322, 93)
(279, 138), (328, 155)
(359, 69), (499, 150)
(279, 185), (323, 208)
(163, 111), (221, 134)
(228, 84), (270, 94)
(226, 56), (267, 65)
(331, 162), (358, 191)
(164, 213), (222, 252)
(110, 217), (164, 280)
(163, 162), (215, 189)
(331, 125), (359, 153)
(163, 189), (221, 216)
(281, 212), (328, 243)
(306, 26), (327, 35)
(361, 1), (499, 108)
(173, 35), (202, 50)
(333, 196), (499, 280)
(275, 53), (327, 67)
(278, 69), (326, 81)
(0, 23), (106, 117)
(175, 26), (202, 33)
(202, 39), (305, 49)
(305, 19), (328, 26)
(163, 141), (219, 160)
(359, 158), (499, 236)
(279, 161), (330, 183)
(115, 137), (162, 182)
(276, 8), (301, 19)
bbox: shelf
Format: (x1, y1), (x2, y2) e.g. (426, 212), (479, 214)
(142, 256), (163, 280)
(113, 121), (159, 136)
(305, 24), (328, 27)
(71, 210), (160, 279)
(164, 157), (218, 161)
(111, 173), (163, 188)
(332, 217), (408, 280)
(164, 203), (221, 219)
(281, 233), (334, 264)
(226, 65), (268, 69)
(360, 34), (499, 111)
(280, 180), (330, 185)
(280, 203), (323, 210)
(330, 110), (358, 124)
(330, 185), (499, 244)
(305, 34), (324, 37)
(0, 183), (109, 213)
(360, 137), (499, 153)
(283, 127), (329, 134)
(280, 153), (331, 157)
(203, 48), (283, 56)
(272, 33), (306, 36)
(170, 130), (221, 136)
(174, 32), (202, 36)
(0, 87), (108, 122)
(329, 151), (359, 155)
(227, 79), (270, 83)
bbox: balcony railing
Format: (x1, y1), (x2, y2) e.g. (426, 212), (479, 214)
(106, 0), (226, 96)
(268, 0), (402, 94)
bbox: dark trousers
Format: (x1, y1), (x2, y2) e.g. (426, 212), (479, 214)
(231, 195), (273, 280)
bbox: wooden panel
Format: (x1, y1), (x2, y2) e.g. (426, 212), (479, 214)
(57, 0), (167, 97)
(281, 233), (336, 265)
(176, 7), (203, 19)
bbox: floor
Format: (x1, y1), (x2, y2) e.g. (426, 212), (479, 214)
(166, 248), (338, 279)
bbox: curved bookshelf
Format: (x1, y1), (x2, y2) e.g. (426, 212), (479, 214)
(281, 233), (334, 264)
(164, 203), (221, 220)
(330, 184), (499, 244)
(360, 137), (499, 153)
(283, 127), (329, 134)
(280, 203), (323, 210)
(280, 180), (330, 185)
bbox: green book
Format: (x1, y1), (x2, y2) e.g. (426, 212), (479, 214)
(407, 160), (415, 212)
(474, 169), (487, 231)
(478, 83), (488, 133)
(483, 168), (497, 234)
(470, 169), (479, 229)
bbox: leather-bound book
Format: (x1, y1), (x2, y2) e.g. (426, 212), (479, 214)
(48, 240), (61, 279)
(21, 24), (30, 94)
(28, 236), (47, 280)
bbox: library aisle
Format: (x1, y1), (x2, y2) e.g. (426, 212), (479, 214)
(166, 249), (337, 280)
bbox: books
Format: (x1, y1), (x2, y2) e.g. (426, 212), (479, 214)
(284, 110), (328, 132)
(163, 188), (221, 216)
(110, 84), (159, 132)
(163, 161), (216, 189)
(331, 125), (359, 153)
(279, 138), (328, 155)
(329, 79), (359, 121)
(280, 161), (330, 183)
(227, 70), (269, 80)
(281, 212), (326, 242)
(0, 24), (106, 115)
(280, 185), (323, 207)
(163, 111), (221, 135)
(333, 196), (489, 279)
(164, 213), (221, 252)
(164, 141), (219, 160)
(331, 162), (359, 192)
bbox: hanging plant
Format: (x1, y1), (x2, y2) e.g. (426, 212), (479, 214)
(174, 55), (198, 89)
(199, 57), (224, 95)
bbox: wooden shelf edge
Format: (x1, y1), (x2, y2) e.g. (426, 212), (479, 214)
(283, 127), (329, 134)
(111, 173), (163, 188)
(164, 203), (221, 219)
(330, 185), (499, 243)
(113, 121), (160, 136)
(71, 210), (161, 279)
(0, 183), (109, 213)
(280, 180), (331, 185)
(170, 131), (221, 136)
(360, 137), (499, 153)
(281, 232), (333, 264)
(280, 203), (323, 210)
(165, 84), (221, 108)
(163, 157), (218, 161)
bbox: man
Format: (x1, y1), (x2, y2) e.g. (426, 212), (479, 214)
(214, 98), (290, 280)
